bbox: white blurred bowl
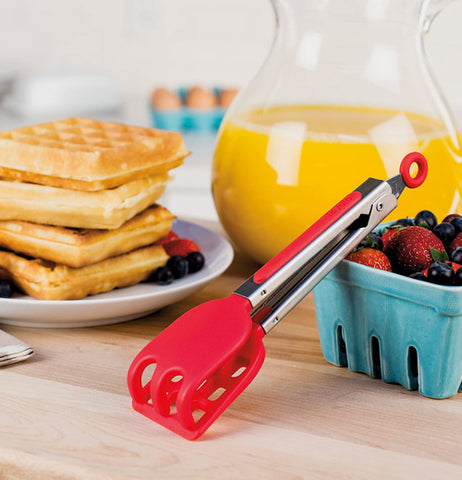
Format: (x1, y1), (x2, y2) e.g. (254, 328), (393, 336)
(3, 73), (122, 117)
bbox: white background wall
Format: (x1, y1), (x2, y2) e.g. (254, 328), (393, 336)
(0, 0), (461, 112)
(0, 0), (461, 220)
(0, 0), (272, 105)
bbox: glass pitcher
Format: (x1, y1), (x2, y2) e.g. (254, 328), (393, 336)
(212, 0), (462, 264)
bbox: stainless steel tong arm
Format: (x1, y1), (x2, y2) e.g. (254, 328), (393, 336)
(234, 178), (398, 334)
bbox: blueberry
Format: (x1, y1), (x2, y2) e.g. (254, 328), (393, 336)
(432, 222), (456, 247)
(409, 271), (427, 282)
(426, 261), (454, 285)
(150, 266), (174, 285)
(414, 210), (437, 230)
(186, 252), (205, 273)
(451, 246), (462, 264)
(359, 232), (383, 250)
(454, 268), (462, 286)
(167, 255), (189, 279)
(450, 217), (462, 235)
(0, 280), (12, 298)
(395, 217), (414, 227)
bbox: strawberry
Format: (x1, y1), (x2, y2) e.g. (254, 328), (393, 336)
(449, 232), (462, 254)
(346, 247), (392, 271)
(389, 226), (446, 275)
(163, 238), (200, 257)
(155, 230), (179, 246)
(381, 226), (402, 253)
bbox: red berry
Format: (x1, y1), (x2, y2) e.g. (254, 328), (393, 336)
(346, 247), (392, 271)
(381, 227), (401, 253)
(163, 238), (200, 257)
(443, 214), (462, 223)
(389, 226), (445, 275)
(155, 230), (179, 245)
(449, 232), (462, 254)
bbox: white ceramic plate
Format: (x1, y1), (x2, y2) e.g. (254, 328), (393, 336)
(0, 220), (234, 328)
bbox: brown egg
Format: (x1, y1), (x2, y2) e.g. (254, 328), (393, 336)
(185, 86), (217, 109)
(218, 88), (238, 108)
(151, 88), (182, 110)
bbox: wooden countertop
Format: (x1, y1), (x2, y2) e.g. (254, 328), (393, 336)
(1, 220), (462, 479)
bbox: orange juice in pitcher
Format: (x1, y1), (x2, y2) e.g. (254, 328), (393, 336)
(213, 105), (462, 263)
(212, 0), (462, 264)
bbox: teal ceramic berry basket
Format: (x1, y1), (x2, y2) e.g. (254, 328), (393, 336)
(313, 251), (462, 399)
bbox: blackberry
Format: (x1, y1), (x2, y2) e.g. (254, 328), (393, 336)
(414, 210), (437, 230)
(186, 252), (205, 273)
(167, 255), (189, 279)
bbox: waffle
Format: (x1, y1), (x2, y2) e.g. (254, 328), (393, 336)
(0, 205), (174, 268)
(0, 244), (169, 300)
(0, 117), (189, 191)
(0, 174), (170, 229)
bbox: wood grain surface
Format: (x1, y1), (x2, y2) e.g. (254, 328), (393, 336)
(1, 220), (461, 479)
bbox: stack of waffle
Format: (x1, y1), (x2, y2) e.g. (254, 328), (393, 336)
(0, 117), (189, 300)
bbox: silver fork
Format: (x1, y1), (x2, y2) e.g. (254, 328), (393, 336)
(0, 329), (34, 366)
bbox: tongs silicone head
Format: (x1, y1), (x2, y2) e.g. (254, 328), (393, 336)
(128, 152), (428, 440)
(128, 295), (265, 440)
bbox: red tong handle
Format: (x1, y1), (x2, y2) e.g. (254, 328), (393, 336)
(253, 190), (363, 284)
(253, 152), (427, 284)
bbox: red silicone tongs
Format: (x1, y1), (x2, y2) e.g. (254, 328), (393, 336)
(127, 152), (428, 440)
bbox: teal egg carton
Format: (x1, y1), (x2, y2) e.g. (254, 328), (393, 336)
(150, 87), (226, 132)
(313, 232), (462, 399)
